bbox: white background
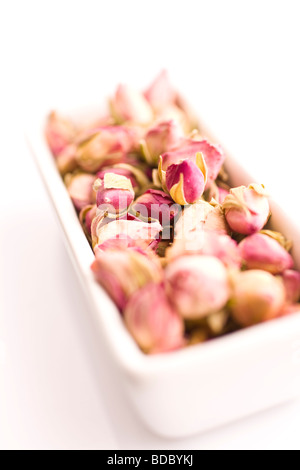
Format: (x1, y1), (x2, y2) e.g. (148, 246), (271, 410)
(1, 0), (300, 449)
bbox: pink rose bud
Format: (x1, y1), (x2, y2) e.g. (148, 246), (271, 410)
(144, 70), (176, 111)
(131, 189), (179, 225)
(45, 111), (76, 157)
(95, 235), (160, 256)
(230, 270), (286, 326)
(79, 204), (97, 238)
(239, 233), (294, 274)
(75, 126), (137, 172)
(159, 139), (225, 191)
(204, 233), (241, 268)
(91, 212), (113, 249)
(282, 270), (300, 304)
(184, 140), (225, 190)
(124, 283), (185, 354)
(165, 255), (230, 319)
(95, 218), (162, 250)
(56, 144), (78, 176)
(95, 235), (154, 254)
(156, 104), (191, 134)
(223, 184), (270, 235)
(166, 156), (207, 205)
(110, 84), (153, 125)
(107, 162), (150, 193)
(174, 201), (229, 244)
(64, 172), (96, 211)
(168, 231), (241, 269)
(97, 167), (138, 191)
(91, 210), (162, 250)
(91, 249), (163, 311)
(140, 120), (183, 165)
(94, 172), (135, 215)
(90, 212), (146, 249)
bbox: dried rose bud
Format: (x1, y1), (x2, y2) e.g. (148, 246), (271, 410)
(45, 111), (76, 157)
(174, 201), (229, 245)
(75, 126), (137, 172)
(168, 231), (241, 268)
(159, 139), (225, 191)
(166, 156), (207, 205)
(156, 104), (191, 134)
(91, 211), (113, 248)
(94, 173), (135, 214)
(96, 236), (160, 257)
(95, 235), (154, 254)
(259, 230), (293, 250)
(93, 216), (162, 251)
(124, 283), (185, 354)
(91, 249), (163, 311)
(239, 233), (294, 274)
(144, 70), (176, 111)
(64, 172), (96, 211)
(90, 212), (151, 250)
(56, 144), (78, 176)
(230, 270), (285, 326)
(79, 204), (97, 238)
(140, 120), (183, 165)
(201, 232), (241, 268)
(109, 163), (150, 194)
(202, 232), (241, 268)
(282, 270), (300, 304)
(110, 84), (153, 125)
(131, 189), (179, 225)
(165, 255), (230, 319)
(182, 140), (225, 189)
(97, 167), (138, 191)
(223, 184), (270, 235)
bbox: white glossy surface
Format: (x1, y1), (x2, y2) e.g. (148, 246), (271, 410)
(1, 0), (300, 449)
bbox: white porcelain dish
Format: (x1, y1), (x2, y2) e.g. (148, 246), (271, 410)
(27, 106), (300, 439)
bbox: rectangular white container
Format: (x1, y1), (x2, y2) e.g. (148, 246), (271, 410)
(27, 107), (300, 439)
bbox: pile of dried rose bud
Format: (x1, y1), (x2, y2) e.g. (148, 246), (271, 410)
(46, 71), (300, 354)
